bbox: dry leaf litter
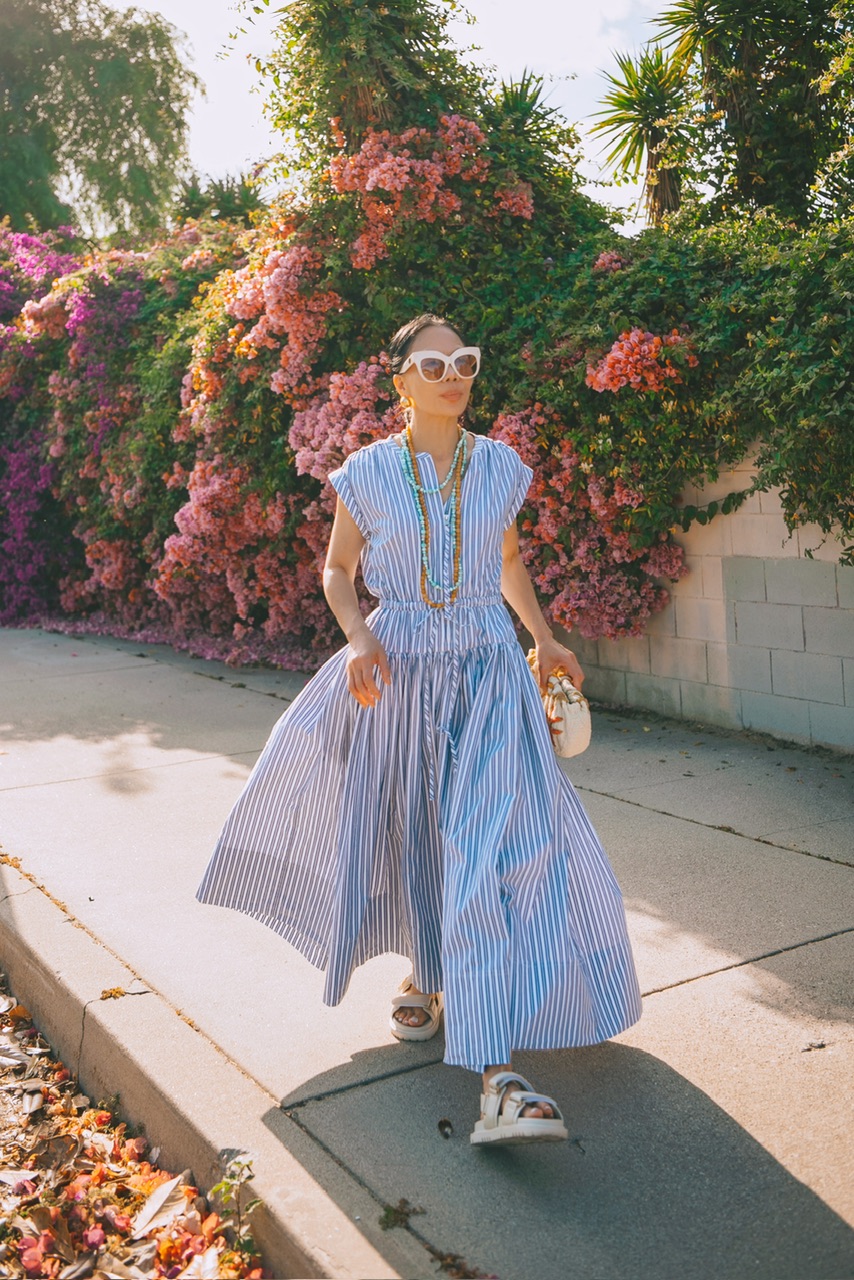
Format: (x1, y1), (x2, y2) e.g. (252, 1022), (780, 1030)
(0, 972), (268, 1279)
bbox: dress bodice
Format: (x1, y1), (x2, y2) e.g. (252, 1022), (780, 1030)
(327, 434), (533, 609)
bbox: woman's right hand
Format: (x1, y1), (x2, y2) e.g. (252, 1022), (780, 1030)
(346, 625), (392, 707)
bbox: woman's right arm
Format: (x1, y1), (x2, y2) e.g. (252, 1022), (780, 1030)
(322, 498), (391, 707)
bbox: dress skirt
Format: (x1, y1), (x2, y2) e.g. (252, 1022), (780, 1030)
(195, 434), (643, 1071)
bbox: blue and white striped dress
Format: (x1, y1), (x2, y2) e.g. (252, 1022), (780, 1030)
(196, 433), (643, 1071)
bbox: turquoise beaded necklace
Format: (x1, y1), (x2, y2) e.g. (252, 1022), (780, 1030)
(398, 424), (468, 604)
(401, 425), (467, 493)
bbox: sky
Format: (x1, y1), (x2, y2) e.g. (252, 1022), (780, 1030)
(117, 0), (671, 236)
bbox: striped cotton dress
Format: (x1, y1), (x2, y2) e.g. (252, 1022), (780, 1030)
(196, 433), (643, 1071)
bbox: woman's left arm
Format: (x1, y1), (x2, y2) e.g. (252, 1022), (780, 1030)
(500, 523), (585, 692)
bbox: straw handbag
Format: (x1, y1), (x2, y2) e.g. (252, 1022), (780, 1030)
(526, 648), (592, 758)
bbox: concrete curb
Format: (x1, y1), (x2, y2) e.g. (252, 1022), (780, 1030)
(0, 858), (427, 1280)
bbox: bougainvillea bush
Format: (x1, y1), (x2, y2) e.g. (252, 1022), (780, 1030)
(1, 0), (851, 669)
(0, 225), (82, 623)
(0, 216), (263, 651)
(0, 134), (702, 663)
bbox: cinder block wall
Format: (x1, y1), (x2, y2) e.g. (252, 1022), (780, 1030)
(558, 449), (854, 753)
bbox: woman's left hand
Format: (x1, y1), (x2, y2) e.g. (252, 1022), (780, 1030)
(534, 636), (584, 694)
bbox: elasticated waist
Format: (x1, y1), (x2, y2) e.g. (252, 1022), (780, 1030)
(378, 596), (503, 610)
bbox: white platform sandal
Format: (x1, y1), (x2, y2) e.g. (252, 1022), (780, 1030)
(470, 1071), (569, 1146)
(389, 975), (444, 1042)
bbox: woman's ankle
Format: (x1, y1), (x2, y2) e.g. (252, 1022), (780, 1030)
(482, 1062), (511, 1089)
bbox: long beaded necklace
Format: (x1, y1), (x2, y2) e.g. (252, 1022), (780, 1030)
(398, 423), (467, 608)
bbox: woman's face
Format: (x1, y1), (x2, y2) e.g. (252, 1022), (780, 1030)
(393, 324), (475, 422)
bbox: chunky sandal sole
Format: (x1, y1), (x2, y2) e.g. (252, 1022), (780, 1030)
(389, 1011), (443, 1042)
(470, 1120), (568, 1146)
(471, 1070), (568, 1146)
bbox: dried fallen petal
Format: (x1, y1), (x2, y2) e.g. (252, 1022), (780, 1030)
(0, 978), (268, 1279)
(62, 1173), (92, 1201)
(176, 1245), (222, 1278)
(85, 1132), (114, 1159)
(20, 1245), (45, 1276)
(30, 1209), (76, 1263)
(181, 1209), (202, 1235)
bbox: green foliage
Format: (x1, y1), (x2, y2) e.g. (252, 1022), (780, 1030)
(590, 1), (854, 232)
(615, 207), (854, 557)
(171, 171), (270, 228)
(238, 0), (485, 170)
(727, 218), (854, 554)
(378, 1197), (425, 1231)
(209, 1153), (263, 1253)
(0, 0), (203, 236)
(650, 0), (854, 225)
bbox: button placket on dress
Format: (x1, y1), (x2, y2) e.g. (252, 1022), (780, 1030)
(433, 474), (464, 771)
(408, 445), (476, 790)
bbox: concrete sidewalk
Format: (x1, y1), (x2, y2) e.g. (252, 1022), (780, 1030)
(1, 625), (853, 1280)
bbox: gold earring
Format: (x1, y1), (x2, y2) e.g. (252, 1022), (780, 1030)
(400, 396), (413, 410)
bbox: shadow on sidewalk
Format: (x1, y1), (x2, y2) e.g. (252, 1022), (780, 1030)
(263, 1040), (854, 1280)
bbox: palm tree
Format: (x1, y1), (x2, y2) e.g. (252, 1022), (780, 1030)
(172, 171), (269, 227)
(482, 68), (582, 181)
(650, 0), (850, 222)
(588, 44), (691, 226)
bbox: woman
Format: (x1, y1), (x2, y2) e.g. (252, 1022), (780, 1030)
(196, 313), (643, 1146)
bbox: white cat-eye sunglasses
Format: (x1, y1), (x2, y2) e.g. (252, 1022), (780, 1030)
(399, 346), (481, 382)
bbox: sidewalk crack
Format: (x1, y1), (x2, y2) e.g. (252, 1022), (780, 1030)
(190, 669), (297, 704)
(281, 1057), (445, 1112)
(0, 885), (37, 906)
(1, 750), (261, 794)
(575, 784), (854, 868)
(282, 1103), (480, 1276)
(641, 926), (854, 996)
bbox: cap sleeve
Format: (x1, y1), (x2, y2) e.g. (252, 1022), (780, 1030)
(327, 452), (371, 540)
(503, 448), (534, 531)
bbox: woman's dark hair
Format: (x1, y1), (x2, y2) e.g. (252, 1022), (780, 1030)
(387, 312), (465, 375)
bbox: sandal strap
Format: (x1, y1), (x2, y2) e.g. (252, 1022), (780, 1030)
(480, 1073), (535, 1127)
(390, 991), (438, 1013)
(483, 1071), (535, 1096)
(500, 1090), (564, 1126)
(479, 1073), (562, 1127)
